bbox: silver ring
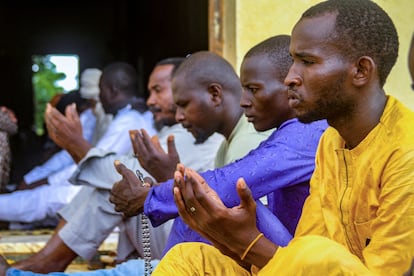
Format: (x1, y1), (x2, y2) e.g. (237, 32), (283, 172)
(189, 206), (196, 214)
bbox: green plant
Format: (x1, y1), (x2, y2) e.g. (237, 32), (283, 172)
(32, 55), (66, 136)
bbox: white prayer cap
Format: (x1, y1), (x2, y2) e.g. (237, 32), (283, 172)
(79, 68), (102, 100)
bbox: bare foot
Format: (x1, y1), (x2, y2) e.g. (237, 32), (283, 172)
(0, 254), (10, 276)
(12, 220), (77, 273)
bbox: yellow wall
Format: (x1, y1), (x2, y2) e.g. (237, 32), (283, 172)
(228, 0), (414, 110)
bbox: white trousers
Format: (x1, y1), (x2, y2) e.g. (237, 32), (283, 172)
(0, 183), (81, 223)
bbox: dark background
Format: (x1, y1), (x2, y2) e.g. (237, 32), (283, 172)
(0, 0), (208, 182)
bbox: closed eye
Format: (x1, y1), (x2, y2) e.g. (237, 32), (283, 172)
(292, 52), (316, 66)
(301, 59), (314, 65)
(243, 86), (259, 94)
(175, 100), (188, 108)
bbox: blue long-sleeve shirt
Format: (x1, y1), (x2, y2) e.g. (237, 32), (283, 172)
(145, 118), (328, 253)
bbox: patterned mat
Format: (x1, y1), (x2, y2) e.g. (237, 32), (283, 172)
(0, 229), (118, 271)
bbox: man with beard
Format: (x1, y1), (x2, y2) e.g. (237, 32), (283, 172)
(113, 51), (275, 254)
(151, 0), (414, 275)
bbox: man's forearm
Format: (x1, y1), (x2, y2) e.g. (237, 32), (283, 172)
(66, 140), (92, 163)
(71, 148), (145, 190)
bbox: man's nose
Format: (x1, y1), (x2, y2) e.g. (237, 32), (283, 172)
(284, 65), (302, 88)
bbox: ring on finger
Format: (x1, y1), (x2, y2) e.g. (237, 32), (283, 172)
(189, 206), (196, 214)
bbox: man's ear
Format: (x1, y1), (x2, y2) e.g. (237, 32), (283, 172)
(352, 56), (376, 87)
(207, 83), (223, 106)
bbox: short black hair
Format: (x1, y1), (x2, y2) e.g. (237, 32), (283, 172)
(155, 57), (186, 76)
(55, 90), (88, 114)
(244, 35), (292, 80)
(301, 0), (399, 87)
(101, 62), (139, 97)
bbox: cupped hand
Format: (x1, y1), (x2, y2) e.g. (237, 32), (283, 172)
(109, 160), (151, 217)
(173, 164), (261, 259)
(45, 103), (82, 147)
(44, 103), (90, 162)
(129, 129), (179, 182)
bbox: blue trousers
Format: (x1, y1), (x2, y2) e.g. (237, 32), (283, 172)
(7, 260), (159, 276)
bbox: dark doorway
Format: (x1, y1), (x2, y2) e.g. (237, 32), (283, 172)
(0, 0), (208, 182)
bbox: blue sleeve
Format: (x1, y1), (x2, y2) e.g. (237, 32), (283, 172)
(145, 120), (327, 229)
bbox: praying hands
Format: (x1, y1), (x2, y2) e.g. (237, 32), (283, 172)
(129, 129), (180, 182)
(44, 103), (91, 163)
(172, 163), (278, 269)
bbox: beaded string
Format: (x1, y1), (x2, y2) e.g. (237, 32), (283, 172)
(136, 169), (152, 275)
